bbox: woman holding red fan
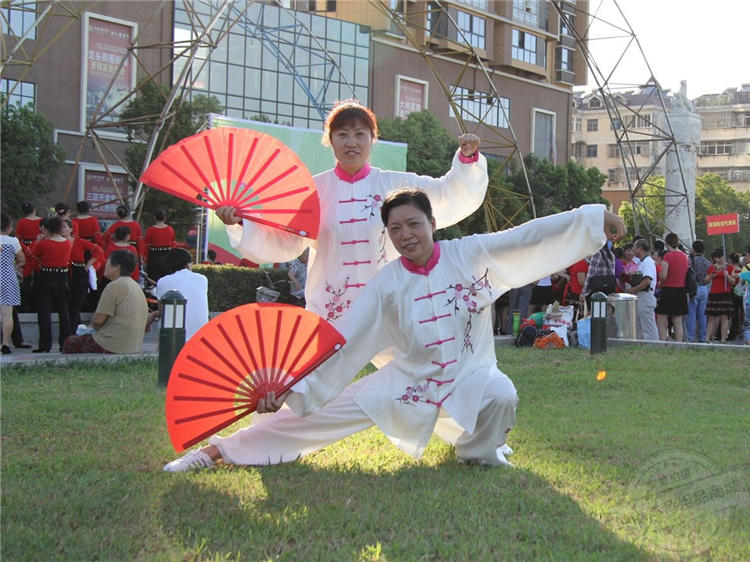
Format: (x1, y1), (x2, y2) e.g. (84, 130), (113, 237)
(216, 99), (488, 327)
(164, 188), (625, 472)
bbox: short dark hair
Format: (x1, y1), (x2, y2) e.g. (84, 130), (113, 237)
(154, 208), (167, 222)
(113, 225), (130, 242)
(43, 216), (65, 235)
(653, 239), (665, 251)
(711, 247), (724, 259)
(76, 200), (90, 214)
(380, 187), (434, 227)
(1, 212), (12, 231)
(164, 248), (192, 274)
(207, 249), (217, 260)
(323, 99), (378, 145)
(634, 239), (650, 253)
(54, 202), (70, 215)
(21, 202), (35, 216)
(108, 249), (137, 277)
(665, 232), (679, 248)
(116, 204), (130, 219)
(692, 239), (705, 253)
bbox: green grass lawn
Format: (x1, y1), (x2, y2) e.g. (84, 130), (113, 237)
(2, 346), (749, 561)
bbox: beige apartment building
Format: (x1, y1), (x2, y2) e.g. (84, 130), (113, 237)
(324, 0), (590, 164)
(572, 84), (750, 214)
(571, 88), (670, 213)
(694, 85), (750, 193)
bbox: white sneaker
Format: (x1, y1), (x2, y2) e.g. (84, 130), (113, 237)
(163, 450), (215, 472)
(497, 444), (514, 457)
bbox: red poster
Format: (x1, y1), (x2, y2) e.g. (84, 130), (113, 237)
(706, 213), (740, 235)
(83, 170), (129, 219)
(397, 79), (426, 119)
(85, 17), (134, 127)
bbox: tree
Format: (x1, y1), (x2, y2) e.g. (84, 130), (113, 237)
(695, 173), (750, 252)
(378, 110), (458, 178)
(617, 177), (666, 238)
(617, 173), (750, 252)
(120, 82), (223, 238)
(1, 101), (66, 216)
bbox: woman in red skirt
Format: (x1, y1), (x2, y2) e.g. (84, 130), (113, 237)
(143, 209), (175, 282)
(705, 248), (736, 343)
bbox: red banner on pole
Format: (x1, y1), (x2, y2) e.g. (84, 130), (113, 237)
(706, 213), (740, 235)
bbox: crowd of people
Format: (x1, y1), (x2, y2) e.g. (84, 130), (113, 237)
(0, 201), (209, 355)
(494, 234), (750, 345)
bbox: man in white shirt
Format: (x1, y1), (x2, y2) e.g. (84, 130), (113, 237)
(147, 248), (208, 341)
(625, 239), (658, 341)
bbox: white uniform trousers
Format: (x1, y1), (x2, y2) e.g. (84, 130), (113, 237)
(209, 375), (517, 466)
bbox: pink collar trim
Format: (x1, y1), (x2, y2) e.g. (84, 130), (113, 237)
(334, 163), (372, 183)
(400, 242), (440, 275)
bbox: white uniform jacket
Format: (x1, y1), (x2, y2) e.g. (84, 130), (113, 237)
(225, 150), (488, 323)
(286, 204), (607, 458)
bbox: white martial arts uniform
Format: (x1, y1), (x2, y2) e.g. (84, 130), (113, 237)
(225, 151), (488, 323)
(210, 205), (607, 465)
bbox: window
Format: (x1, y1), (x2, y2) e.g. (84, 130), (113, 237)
(456, 10), (485, 49)
(512, 0), (539, 27)
(389, 0), (405, 35)
(511, 29), (545, 67)
(700, 141), (732, 155)
(533, 110), (555, 162)
(1, 2), (37, 39)
(608, 144), (620, 158)
(1, 78), (36, 108)
(449, 86), (510, 129)
(556, 46), (573, 71)
(457, 0), (488, 10)
(560, 13), (574, 36)
(586, 118), (598, 132)
(611, 113), (654, 130)
(586, 144), (598, 158)
(574, 117), (582, 132)
(608, 169), (620, 183)
(589, 97), (601, 108)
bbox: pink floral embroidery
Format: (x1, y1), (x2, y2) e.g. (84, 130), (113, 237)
(323, 278), (353, 321)
(444, 269), (491, 352)
(395, 383), (427, 406)
(362, 193), (383, 218)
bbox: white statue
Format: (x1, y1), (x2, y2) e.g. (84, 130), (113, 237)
(673, 80), (695, 112)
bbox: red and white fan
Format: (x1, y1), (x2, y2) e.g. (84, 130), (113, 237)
(141, 127), (319, 239)
(165, 303), (345, 452)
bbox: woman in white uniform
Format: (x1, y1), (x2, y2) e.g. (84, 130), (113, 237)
(216, 100), (488, 325)
(164, 189), (626, 471)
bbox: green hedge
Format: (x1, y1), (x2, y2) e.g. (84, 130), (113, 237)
(192, 265), (293, 311)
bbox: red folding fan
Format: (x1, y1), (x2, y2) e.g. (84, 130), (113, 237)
(165, 303), (345, 452)
(141, 127), (319, 239)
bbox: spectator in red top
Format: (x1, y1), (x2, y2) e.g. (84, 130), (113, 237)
(104, 226), (139, 283)
(705, 248), (736, 343)
(101, 204), (143, 259)
(655, 232), (689, 341)
(29, 217), (73, 352)
(72, 200), (102, 245)
(566, 258), (588, 304)
(65, 220), (104, 329)
(143, 209), (176, 282)
(15, 202), (42, 312)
